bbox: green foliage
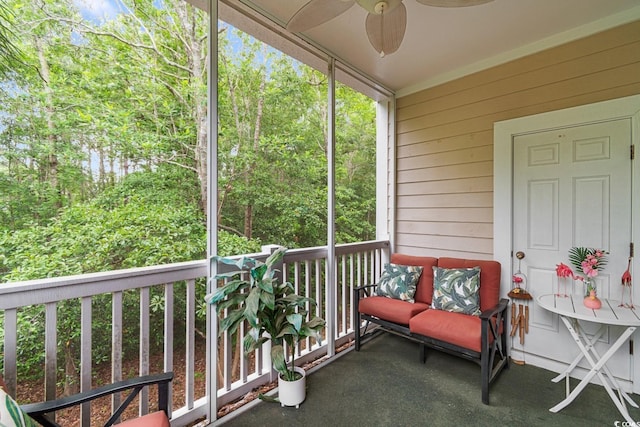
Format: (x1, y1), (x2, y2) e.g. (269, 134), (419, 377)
(0, 173), (64, 232)
(1, 169), (206, 281)
(0, 0), (376, 381)
(1, 167), (201, 376)
(216, 27), (376, 247)
(0, 0), (21, 77)
(217, 231), (262, 257)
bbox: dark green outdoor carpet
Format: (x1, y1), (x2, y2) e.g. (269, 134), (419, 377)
(216, 333), (640, 427)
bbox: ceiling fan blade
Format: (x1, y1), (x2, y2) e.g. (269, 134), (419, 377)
(365, 2), (407, 57)
(287, 0), (356, 33)
(415, 0), (494, 6)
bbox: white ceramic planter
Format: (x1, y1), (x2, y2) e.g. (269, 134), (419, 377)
(278, 366), (306, 408)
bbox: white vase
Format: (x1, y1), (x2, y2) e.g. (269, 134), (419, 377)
(278, 366), (306, 408)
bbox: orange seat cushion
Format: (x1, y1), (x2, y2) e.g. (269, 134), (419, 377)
(117, 411), (170, 427)
(410, 309), (483, 352)
(359, 296), (429, 325)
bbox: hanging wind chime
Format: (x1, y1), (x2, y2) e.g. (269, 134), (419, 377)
(509, 251), (532, 365)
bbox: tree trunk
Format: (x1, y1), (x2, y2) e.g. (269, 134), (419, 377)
(242, 47), (267, 239)
(244, 204), (252, 239)
(35, 35), (61, 209)
(99, 146), (106, 187)
(175, 2), (209, 215)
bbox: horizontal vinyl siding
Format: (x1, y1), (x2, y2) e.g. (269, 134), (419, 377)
(394, 20), (640, 259)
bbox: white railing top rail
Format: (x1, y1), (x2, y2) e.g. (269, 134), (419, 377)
(0, 260), (207, 309)
(0, 240), (389, 305)
(213, 240), (390, 266)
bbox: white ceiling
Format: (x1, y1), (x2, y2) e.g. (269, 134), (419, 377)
(226, 0), (640, 96)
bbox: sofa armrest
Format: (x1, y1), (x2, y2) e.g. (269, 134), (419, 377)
(479, 298), (509, 321)
(21, 372), (173, 427)
(478, 298), (509, 405)
(354, 283), (377, 298)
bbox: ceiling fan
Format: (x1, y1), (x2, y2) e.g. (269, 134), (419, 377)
(287, 0), (494, 57)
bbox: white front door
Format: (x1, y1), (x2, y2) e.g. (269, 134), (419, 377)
(511, 119), (633, 382)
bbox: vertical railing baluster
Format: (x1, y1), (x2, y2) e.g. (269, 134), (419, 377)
(341, 254), (347, 336)
(3, 308), (17, 397)
(294, 259), (301, 359)
(139, 287), (150, 416)
(80, 296), (92, 426)
(320, 257), (325, 345)
(357, 251), (362, 288)
(376, 248), (383, 277)
(182, 279), (192, 409)
(364, 252), (369, 287)
(165, 282), (175, 416)
(304, 259), (317, 349)
(349, 253), (358, 332)
(315, 258), (322, 324)
(240, 307), (248, 380)
(246, 270), (255, 378)
(222, 275), (232, 390)
(370, 250), (376, 285)
(240, 270), (251, 379)
(185, 279), (194, 410)
(44, 302), (57, 405)
(257, 311), (267, 378)
(112, 291), (123, 418)
(222, 329), (231, 390)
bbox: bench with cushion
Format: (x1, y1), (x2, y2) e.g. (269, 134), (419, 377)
(354, 253), (509, 405)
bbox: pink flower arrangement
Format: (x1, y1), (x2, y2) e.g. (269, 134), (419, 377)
(582, 252), (603, 277)
(568, 247), (608, 278)
(512, 275), (523, 284)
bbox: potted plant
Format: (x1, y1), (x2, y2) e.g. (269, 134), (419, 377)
(206, 246), (325, 407)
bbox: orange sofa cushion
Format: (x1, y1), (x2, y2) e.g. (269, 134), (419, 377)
(358, 296), (430, 325)
(118, 411), (170, 427)
(409, 309), (484, 352)
(390, 254), (438, 305)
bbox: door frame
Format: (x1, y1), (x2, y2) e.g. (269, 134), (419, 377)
(493, 94), (640, 391)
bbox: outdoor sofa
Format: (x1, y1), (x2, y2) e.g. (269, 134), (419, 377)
(353, 253), (509, 404)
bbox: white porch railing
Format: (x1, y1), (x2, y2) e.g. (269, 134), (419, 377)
(0, 240), (389, 425)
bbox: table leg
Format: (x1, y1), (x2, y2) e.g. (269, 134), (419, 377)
(551, 324), (606, 384)
(575, 323), (639, 409)
(549, 316), (636, 424)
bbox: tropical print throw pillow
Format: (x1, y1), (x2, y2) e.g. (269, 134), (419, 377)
(0, 387), (38, 427)
(432, 266), (481, 315)
(375, 263), (423, 303)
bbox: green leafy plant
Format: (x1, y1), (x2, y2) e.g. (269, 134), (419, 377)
(568, 247), (608, 278)
(206, 246), (325, 383)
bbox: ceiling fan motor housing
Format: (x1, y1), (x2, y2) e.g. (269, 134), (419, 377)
(356, 0), (403, 14)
